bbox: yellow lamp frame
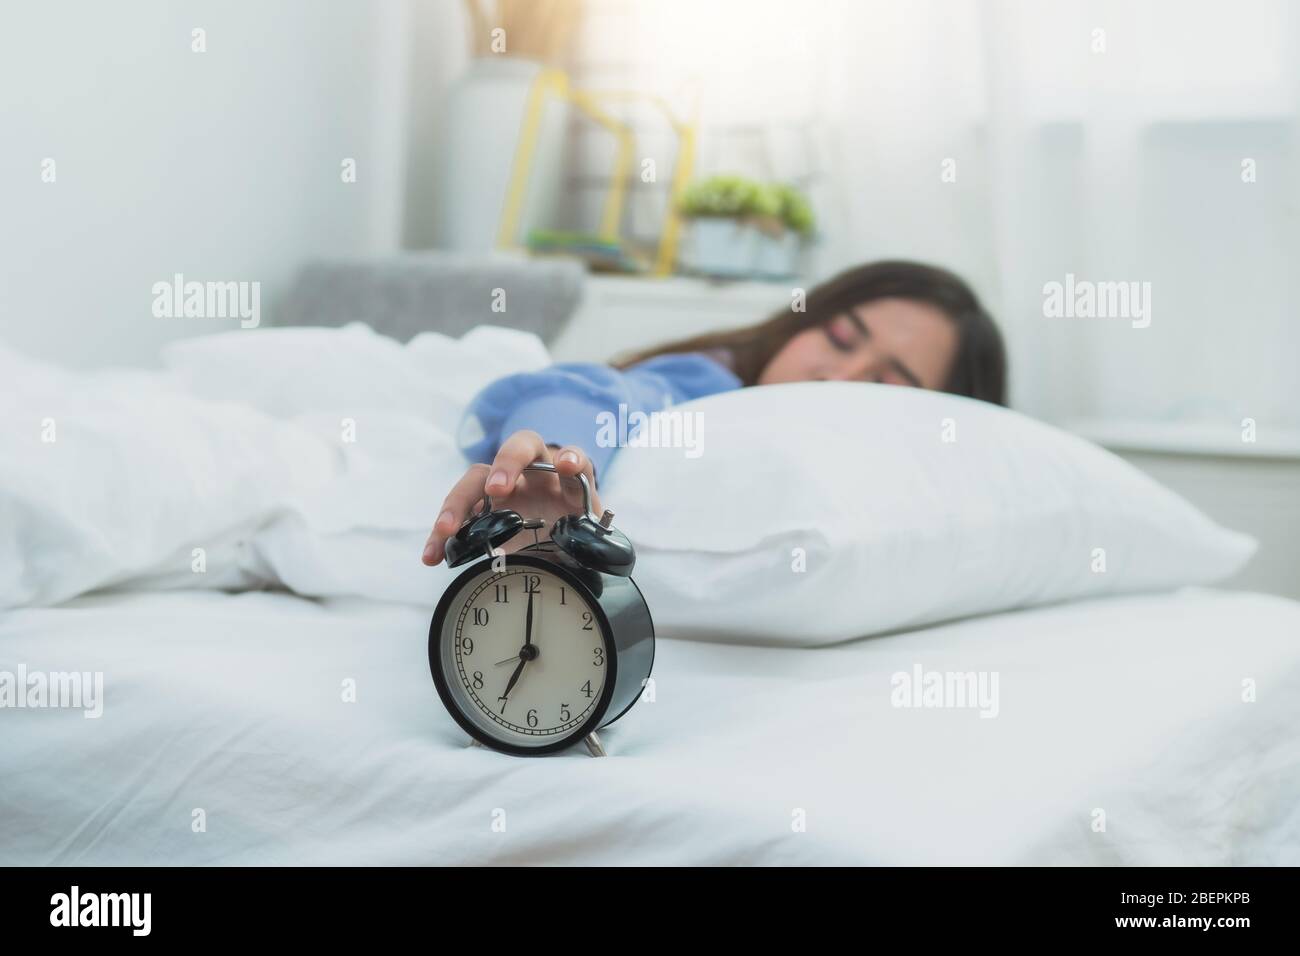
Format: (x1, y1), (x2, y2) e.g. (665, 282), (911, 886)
(496, 67), (697, 277)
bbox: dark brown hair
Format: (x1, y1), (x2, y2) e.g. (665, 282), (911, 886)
(612, 260), (1008, 405)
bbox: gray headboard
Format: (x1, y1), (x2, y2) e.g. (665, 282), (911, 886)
(276, 252), (586, 344)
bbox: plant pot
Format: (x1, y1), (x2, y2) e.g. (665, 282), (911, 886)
(754, 230), (802, 279)
(679, 218), (760, 278)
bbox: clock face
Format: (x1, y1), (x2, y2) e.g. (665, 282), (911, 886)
(434, 560), (611, 749)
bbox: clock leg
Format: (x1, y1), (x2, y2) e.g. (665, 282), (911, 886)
(467, 735), (606, 756)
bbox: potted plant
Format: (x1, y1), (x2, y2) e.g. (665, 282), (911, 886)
(754, 183), (815, 279)
(677, 175), (815, 279)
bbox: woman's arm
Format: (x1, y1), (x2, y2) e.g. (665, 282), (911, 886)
(423, 353), (739, 567)
(456, 353), (741, 486)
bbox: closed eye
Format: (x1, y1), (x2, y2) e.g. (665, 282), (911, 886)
(824, 313), (862, 352)
(842, 309), (923, 388)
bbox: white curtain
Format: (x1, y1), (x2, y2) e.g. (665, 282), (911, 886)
(576, 0), (1300, 429)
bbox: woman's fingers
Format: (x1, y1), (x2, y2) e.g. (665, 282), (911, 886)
(422, 432), (602, 568)
(552, 444), (600, 512)
(485, 430), (550, 496)
(552, 444), (586, 475)
(422, 463), (490, 565)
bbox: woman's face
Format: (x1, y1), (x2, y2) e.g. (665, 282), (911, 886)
(758, 297), (958, 390)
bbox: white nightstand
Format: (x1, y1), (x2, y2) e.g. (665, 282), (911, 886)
(1068, 420), (1300, 600)
(550, 274), (797, 364)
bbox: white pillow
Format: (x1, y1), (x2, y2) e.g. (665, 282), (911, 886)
(602, 382), (1257, 645)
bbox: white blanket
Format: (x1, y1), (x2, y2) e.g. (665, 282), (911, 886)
(0, 324), (550, 609)
(1, 586), (1297, 865)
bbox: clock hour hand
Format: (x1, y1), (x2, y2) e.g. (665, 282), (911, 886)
(498, 657), (527, 708)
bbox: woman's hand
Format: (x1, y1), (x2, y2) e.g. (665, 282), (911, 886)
(422, 430), (603, 566)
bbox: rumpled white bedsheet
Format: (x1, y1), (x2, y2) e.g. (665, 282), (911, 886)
(1, 586), (1297, 865)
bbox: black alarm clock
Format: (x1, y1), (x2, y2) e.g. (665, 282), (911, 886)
(428, 461), (654, 757)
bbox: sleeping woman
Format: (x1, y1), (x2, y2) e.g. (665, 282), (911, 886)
(421, 259), (1007, 566)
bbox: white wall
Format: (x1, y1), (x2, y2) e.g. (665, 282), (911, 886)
(0, 0), (437, 368)
(403, 0), (470, 249)
(568, 0), (1300, 432)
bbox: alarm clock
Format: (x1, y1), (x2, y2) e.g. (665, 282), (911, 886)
(428, 461), (654, 757)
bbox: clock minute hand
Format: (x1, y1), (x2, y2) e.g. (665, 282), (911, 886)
(524, 587), (534, 649)
(492, 587), (540, 666)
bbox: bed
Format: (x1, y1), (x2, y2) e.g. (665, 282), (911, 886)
(2, 321), (1296, 866)
(3, 585), (1298, 866)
